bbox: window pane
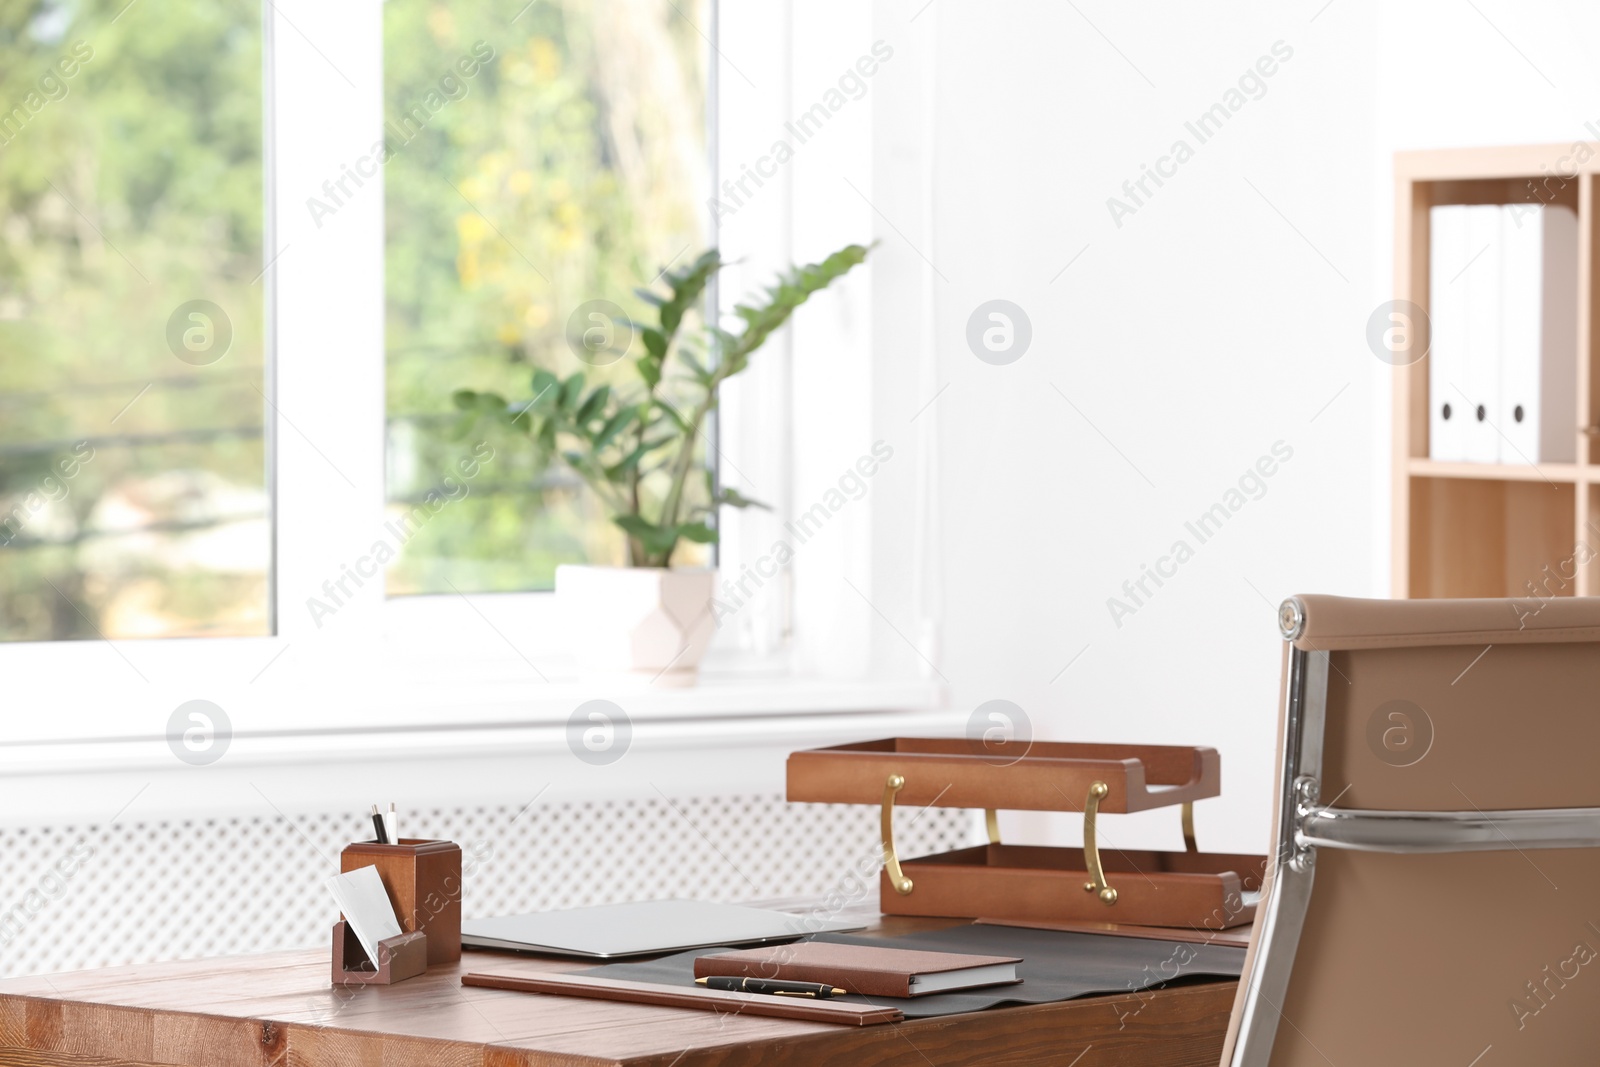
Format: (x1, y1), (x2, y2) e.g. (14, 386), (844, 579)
(0, 0), (269, 641)
(384, 0), (710, 595)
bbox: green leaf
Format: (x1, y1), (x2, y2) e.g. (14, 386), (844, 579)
(531, 368), (561, 405)
(678, 350), (714, 385)
(636, 355), (662, 391)
(451, 391), (523, 435)
(636, 327), (668, 394)
(660, 303), (684, 337)
(576, 384), (610, 425)
(612, 515), (656, 536)
(592, 407), (637, 451)
(561, 372), (586, 409)
(707, 325), (737, 357)
(612, 515), (680, 558)
(604, 435), (675, 480)
(653, 399), (690, 433)
(639, 327), (667, 361)
(655, 250), (723, 343)
(716, 243), (872, 370)
(677, 521), (717, 544)
(715, 487), (770, 511)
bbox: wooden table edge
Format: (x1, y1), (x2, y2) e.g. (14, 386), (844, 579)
(0, 976), (1239, 1067)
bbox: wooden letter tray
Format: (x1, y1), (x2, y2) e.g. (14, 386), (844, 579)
(787, 738), (1263, 930)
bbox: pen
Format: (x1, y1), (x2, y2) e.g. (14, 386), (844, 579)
(383, 802), (399, 845)
(370, 804), (388, 844)
(696, 977), (847, 999)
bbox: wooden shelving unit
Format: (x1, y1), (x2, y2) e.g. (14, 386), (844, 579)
(1394, 144), (1599, 599)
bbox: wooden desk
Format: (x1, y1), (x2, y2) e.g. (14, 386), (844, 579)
(0, 917), (1236, 1067)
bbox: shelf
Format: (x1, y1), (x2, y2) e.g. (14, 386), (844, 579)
(1407, 459), (1582, 483)
(1409, 476), (1576, 599)
(1392, 144), (1600, 598)
(1397, 143), (1600, 184)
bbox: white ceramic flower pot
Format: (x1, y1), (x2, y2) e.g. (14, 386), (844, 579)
(554, 565), (717, 687)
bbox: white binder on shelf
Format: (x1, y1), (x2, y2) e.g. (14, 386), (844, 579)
(1428, 205), (1470, 462)
(1459, 204), (1505, 463)
(1498, 203), (1577, 464)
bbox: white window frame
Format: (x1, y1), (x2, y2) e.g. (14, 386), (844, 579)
(0, 0), (937, 753)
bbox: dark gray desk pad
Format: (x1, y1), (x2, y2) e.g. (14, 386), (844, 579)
(575, 922), (1246, 1019)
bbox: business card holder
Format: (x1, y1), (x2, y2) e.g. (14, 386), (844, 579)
(331, 921), (428, 986)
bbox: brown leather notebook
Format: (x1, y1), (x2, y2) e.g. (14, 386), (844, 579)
(694, 941), (1022, 998)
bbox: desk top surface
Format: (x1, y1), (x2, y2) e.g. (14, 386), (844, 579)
(0, 912), (1238, 1067)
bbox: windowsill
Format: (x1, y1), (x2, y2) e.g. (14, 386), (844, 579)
(380, 669), (946, 723)
(0, 674), (951, 776)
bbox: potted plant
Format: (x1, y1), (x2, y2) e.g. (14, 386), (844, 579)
(453, 243), (870, 685)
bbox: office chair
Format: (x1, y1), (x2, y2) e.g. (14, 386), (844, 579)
(1222, 594), (1600, 1066)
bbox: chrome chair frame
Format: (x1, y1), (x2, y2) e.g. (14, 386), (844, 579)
(1227, 597), (1600, 1067)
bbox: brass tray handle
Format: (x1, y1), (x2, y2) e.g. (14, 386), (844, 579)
(1082, 781), (1118, 905)
(881, 774), (914, 895)
(884, 776), (1188, 905)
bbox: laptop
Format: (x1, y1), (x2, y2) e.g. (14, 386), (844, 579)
(459, 899), (864, 959)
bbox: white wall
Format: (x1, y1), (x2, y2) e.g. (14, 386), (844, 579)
(867, 1), (1385, 853)
(1377, 0), (1600, 155)
(853, 0), (1600, 854)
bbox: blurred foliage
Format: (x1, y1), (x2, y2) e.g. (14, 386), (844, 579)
(0, 0), (267, 641)
(0, 0), (713, 642)
(383, 0), (710, 592)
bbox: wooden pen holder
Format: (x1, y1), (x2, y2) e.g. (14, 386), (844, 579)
(340, 838), (463, 966)
(331, 921), (427, 985)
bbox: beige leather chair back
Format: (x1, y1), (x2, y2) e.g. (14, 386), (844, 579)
(1222, 595), (1600, 1066)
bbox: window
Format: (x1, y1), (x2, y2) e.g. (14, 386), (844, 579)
(0, 0), (876, 721)
(0, 0), (269, 641)
(382, 0), (712, 595)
